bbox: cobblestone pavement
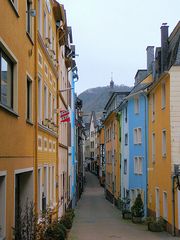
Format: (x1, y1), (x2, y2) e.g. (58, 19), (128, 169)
(68, 172), (179, 240)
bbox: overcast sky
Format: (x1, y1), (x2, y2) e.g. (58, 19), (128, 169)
(58, 0), (179, 95)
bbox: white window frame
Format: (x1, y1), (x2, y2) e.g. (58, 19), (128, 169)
(134, 96), (140, 114)
(161, 81), (166, 109)
(0, 38), (18, 113)
(0, 171), (7, 239)
(38, 74), (42, 124)
(26, 0), (32, 36)
(163, 191), (168, 220)
(44, 62), (48, 77)
(44, 84), (48, 120)
(38, 135), (42, 151)
(162, 129), (167, 157)
(152, 132), (155, 163)
(152, 93), (155, 122)
(38, 50), (43, 68)
(38, 167), (42, 212)
(26, 73), (33, 122)
(49, 140), (52, 152)
(43, 165), (49, 206)
(134, 128), (142, 144)
(134, 156), (142, 175)
(38, 0), (42, 35)
(44, 137), (48, 151)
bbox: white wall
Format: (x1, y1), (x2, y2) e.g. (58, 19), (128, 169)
(121, 107), (129, 198)
(170, 66), (180, 171)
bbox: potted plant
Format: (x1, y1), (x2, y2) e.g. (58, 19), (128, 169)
(121, 197), (132, 219)
(146, 216), (166, 232)
(131, 194), (144, 223)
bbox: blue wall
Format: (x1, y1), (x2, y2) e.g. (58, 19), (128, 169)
(128, 94), (148, 216)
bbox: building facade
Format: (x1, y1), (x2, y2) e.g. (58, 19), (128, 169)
(0, 1), (35, 238)
(148, 22), (180, 235)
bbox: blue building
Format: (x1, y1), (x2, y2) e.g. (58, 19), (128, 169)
(120, 46), (154, 216)
(127, 71), (152, 216)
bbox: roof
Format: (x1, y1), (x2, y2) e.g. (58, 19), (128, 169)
(128, 79), (152, 96)
(104, 91), (130, 111)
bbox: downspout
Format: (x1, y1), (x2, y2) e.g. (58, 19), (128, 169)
(56, 18), (61, 217)
(142, 91), (148, 217)
(172, 175), (176, 236)
(34, 0), (38, 214)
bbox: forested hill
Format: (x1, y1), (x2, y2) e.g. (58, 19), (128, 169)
(78, 84), (132, 122)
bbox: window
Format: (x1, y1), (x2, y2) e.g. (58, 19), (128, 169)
(152, 93), (155, 121)
(44, 85), (48, 120)
(0, 49), (13, 109)
(44, 138), (48, 151)
(91, 141), (94, 148)
(125, 107), (127, 122)
(134, 128), (142, 144)
(44, 11), (48, 39)
(49, 140), (52, 152)
(38, 0), (42, 35)
(52, 166), (55, 204)
(38, 168), (42, 212)
(43, 166), (49, 209)
(162, 130), (166, 157)
(125, 133), (128, 145)
(134, 96), (139, 114)
(163, 192), (168, 220)
(124, 159), (127, 174)
(26, 0), (32, 35)
(0, 173), (6, 239)
(152, 133), (155, 163)
(134, 128), (138, 144)
(38, 135), (42, 151)
(53, 141), (56, 153)
(53, 97), (56, 123)
(44, 63), (48, 77)
(38, 50), (43, 67)
(49, 91), (52, 120)
(161, 82), (166, 109)
(113, 123), (115, 139)
(27, 77), (32, 121)
(134, 156), (142, 174)
(38, 75), (42, 123)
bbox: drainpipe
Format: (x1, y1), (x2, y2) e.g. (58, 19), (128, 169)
(172, 175), (176, 236)
(141, 91), (148, 217)
(34, 0), (38, 214)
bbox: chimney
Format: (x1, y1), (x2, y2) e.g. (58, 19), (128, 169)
(146, 46), (154, 74)
(161, 23), (169, 72)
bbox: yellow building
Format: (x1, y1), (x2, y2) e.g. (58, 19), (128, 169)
(148, 22), (180, 236)
(104, 111), (120, 204)
(0, 1), (35, 239)
(36, 0), (58, 216)
(97, 126), (105, 186)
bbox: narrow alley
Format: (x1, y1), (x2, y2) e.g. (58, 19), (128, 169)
(68, 172), (179, 240)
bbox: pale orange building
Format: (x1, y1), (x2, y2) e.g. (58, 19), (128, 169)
(0, 1), (35, 238)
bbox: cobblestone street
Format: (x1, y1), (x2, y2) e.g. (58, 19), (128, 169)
(68, 172), (179, 240)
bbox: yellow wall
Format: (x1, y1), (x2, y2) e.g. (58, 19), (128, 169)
(148, 73), (174, 229)
(104, 112), (120, 199)
(0, 1), (35, 238)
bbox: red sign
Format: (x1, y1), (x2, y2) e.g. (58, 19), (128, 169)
(60, 110), (70, 123)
